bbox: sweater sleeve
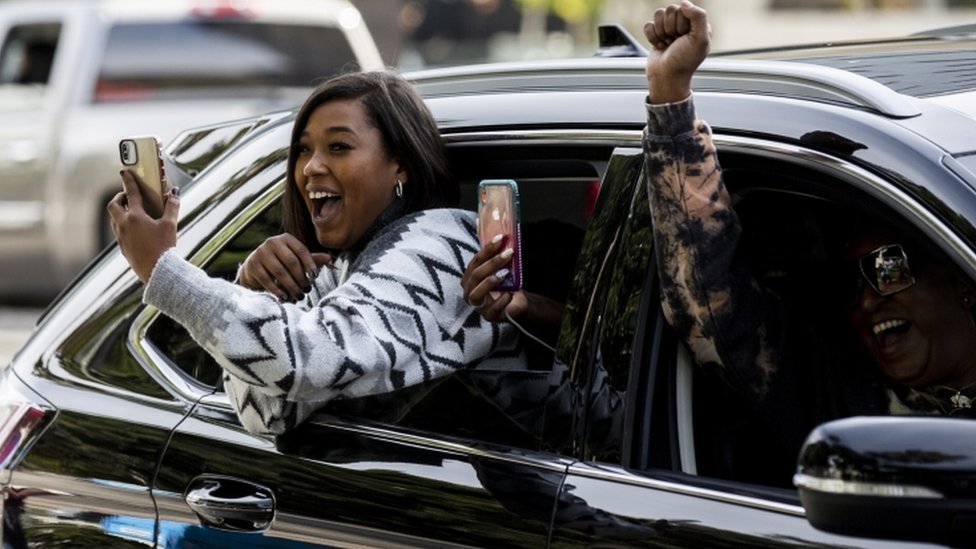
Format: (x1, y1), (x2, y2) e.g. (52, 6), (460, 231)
(643, 95), (781, 402)
(144, 209), (521, 435)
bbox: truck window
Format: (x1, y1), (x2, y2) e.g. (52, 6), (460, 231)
(0, 22), (60, 86)
(94, 21), (359, 102)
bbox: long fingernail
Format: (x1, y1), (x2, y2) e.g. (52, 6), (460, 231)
(494, 268), (510, 279)
(500, 248), (514, 259)
(491, 234), (504, 244)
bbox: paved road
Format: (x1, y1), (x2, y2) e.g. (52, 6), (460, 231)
(0, 307), (43, 366)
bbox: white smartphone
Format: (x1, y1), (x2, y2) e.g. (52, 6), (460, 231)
(119, 135), (169, 218)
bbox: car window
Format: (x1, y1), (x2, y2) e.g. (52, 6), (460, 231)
(0, 22), (59, 86)
(145, 199), (283, 387)
(555, 147), (653, 462)
(145, 142), (608, 451)
(628, 147), (976, 495)
(94, 21), (358, 102)
(687, 171), (846, 488)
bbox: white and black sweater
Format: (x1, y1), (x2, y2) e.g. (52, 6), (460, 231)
(144, 208), (525, 435)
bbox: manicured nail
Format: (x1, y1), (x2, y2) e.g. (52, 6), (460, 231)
(491, 234), (504, 244)
(494, 268), (510, 279)
(500, 248), (514, 259)
(170, 186), (180, 197)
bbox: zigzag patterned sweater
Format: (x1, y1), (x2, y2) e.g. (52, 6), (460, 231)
(144, 208), (524, 435)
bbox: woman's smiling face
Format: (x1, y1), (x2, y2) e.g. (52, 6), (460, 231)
(847, 227), (976, 389)
(294, 99), (405, 250)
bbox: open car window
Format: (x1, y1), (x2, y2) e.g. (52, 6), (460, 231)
(620, 142), (976, 501)
(143, 141), (611, 451)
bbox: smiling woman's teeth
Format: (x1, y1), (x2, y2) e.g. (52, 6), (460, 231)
(308, 191), (339, 200)
(873, 318), (908, 336)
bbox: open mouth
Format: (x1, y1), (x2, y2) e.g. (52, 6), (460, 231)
(308, 190), (341, 220)
(872, 318), (911, 349)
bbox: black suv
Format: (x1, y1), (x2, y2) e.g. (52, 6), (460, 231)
(2, 27), (975, 548)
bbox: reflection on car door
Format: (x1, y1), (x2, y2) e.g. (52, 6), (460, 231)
(154, 404), (564, 547)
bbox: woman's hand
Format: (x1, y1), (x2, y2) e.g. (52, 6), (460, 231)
(461, 234), (527, 322)
(644, 0), (711, 104)
(462, 234), (566, 346)
(107, 169), (179, 283)
(237, 234), (332, 301)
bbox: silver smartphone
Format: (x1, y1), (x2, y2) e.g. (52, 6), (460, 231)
(119, 135), (169, 218)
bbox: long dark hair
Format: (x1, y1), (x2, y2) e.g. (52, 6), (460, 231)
(282, 70), (456, 250)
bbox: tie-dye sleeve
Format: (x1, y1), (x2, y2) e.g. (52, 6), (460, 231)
(643, 95), (781, 402)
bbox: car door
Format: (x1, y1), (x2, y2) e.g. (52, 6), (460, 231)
(546, 144), (956, 547)
(1, 239), (197, 545)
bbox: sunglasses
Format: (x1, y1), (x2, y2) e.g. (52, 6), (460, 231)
(849, 243), (916, 306)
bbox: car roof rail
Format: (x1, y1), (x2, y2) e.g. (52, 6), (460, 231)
(595, 24), (648, 58)
(696, 58), (920, 118)
(911, 23), (976, 38)
(409, 57), (919, 118)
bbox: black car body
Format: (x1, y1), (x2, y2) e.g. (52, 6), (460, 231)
(2, 27), (976, 547)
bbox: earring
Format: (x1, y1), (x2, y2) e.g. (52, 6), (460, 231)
(964, 296), (972, 306)
(395, 178), (403, 198)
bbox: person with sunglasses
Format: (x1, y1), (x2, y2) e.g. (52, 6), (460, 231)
(845, 225), (976, 410)
(643, 1), (976, 481)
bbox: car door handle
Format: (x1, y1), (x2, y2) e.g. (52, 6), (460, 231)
(184, 475), (276, 532)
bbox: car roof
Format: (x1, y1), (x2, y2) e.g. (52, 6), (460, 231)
(406, 55), (924, 126)
(171, 30), (976, 193)
(714, 32), (976, 116)
(403, 28), (976, 151)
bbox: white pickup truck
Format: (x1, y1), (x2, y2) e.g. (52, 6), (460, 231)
(0, 0), (383, 302)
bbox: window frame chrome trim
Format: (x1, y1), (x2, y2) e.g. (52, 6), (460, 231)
(127, 180), (284, 410)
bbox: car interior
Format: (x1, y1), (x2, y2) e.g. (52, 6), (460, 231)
(676, 152), (973, 492)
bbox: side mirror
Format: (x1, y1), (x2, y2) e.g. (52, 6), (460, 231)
(794, 416), (976, 546)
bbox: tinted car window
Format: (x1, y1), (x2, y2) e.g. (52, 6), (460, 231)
(557, 148), (651, 462)
(95, 21), (357, 101)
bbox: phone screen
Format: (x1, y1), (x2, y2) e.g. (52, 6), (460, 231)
(477, 179), (522, 291)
